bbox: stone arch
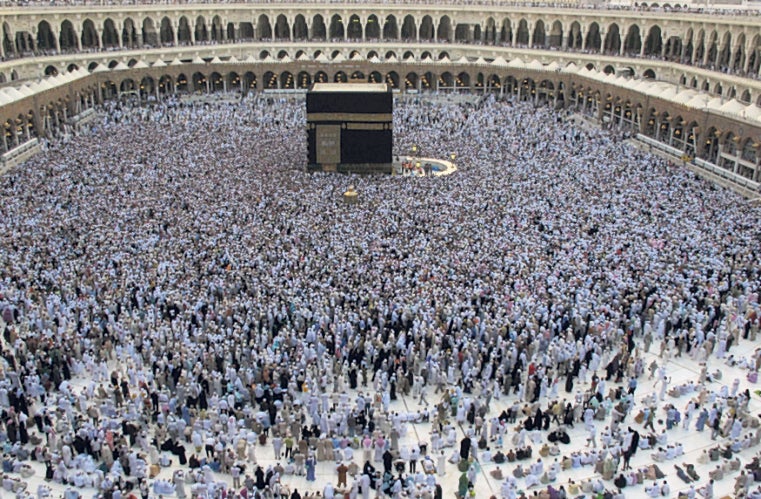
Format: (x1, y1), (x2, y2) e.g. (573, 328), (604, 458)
(120, 78), (137, 94)
(487, 74), (501, 92)
(500, 18), (513, 45)
(567, 21), (582, 50)
(159, 75), (174, 94)
(279, 71), (294, 90)
(682, 28), (694, 62)
(37, 20), (56, 51)
(176, 73), (188, 93)
(715, 81), (723, 95)
(748, 34), (761, 75)
(706, 31), (719, 66)
(243, 71), (256, 91)
(366, 15), (380, 40)
(14, 31), (34, 54)
(740, 138), (757, 164)
(386, 71), (399, 88)
(122, 18), (138, 48)
(159, 17), (174, 45)
(643, 68), (656, 79)
(329, 14), (344, 40)
(44, 65), (59, 76)
(81, 19), (98, 49)
(643, 25), (662, 56)
(293, 14), (308, 40)
(210, 15), (224, 42)
(334, 70), (348, 83)
(603, 64), (615, 75)
(404, 72), (418, 90)
(177, 17), (192, 44)
(586, 22), (601, 52)
(103, 18), (119, 47)
(401, 14), (417, 40)
(722, 131), (738, 157)
(257, 14), (272, 41)
(142, 18), (158, 47)
(275, 14), (290, 41)
(382, 15), (398, 40)
(311, 15), (326, 40)
(2, 22), (13, 56)
(240, 22), (254, 40)
(277, 50), (290, 60)
(516, 19), (530, 46)
(533, 20), (546, 48)
(605, 23), (621, 54)
(263, 70), (277, 89)
(484, 17), (497, 45)
(369, 71), (382, 84)
(347, 14), (362, 40)
(549, 20), (563, 48)
(67, 63), (79, 72)
(717, 30), (732, 69)
(385, 50), (397, 60)
(454, 23), (470, 43)
(226, 22), (235, 42)
(140, 75), (156, 97)
(87, 61), (99, 71)
(456, 71), (470, 89)
(59, 20), (78, 51)
(624, 24), (641, 55)
(297, 71), (311, 89)
(422, 71), (434, 90)
(733, 33), (746, 72)
(740, 89), (751, 103)
(419, 16), (434, 41)
(315, 70), (328, 84)
(195, 16), (208, 43)
(694, 29), (706, 63)
(437, 16), (452, 42)
(519, 77), (536, 101)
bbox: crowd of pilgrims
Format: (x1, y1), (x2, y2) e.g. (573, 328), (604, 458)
(0, 91), (759, 499)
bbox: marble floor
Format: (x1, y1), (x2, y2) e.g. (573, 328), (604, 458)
(4, 335), (761, 499)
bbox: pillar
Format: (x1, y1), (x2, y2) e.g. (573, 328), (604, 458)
(599, 31), (606, 54)
(527, 22), (534, 48)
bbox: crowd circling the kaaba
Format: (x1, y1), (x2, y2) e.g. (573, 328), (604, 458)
(0, 93), (760, 499)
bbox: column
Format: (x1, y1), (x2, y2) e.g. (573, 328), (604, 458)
(661, 33), (668, 58)
(53, 29), (61, 52)
(527, 22), (534, 48)
(599, 31), (606, 54)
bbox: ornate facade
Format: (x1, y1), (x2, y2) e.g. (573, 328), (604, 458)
(0, 3), (760, 186)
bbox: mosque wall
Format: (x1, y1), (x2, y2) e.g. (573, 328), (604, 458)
(0, 4), (759, 185)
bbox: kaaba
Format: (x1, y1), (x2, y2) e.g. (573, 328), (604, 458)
(306, 83), (393, 174)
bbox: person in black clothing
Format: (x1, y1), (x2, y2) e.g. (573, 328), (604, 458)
(459, 436), (471, 460)
(290, 489), (301, 499)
